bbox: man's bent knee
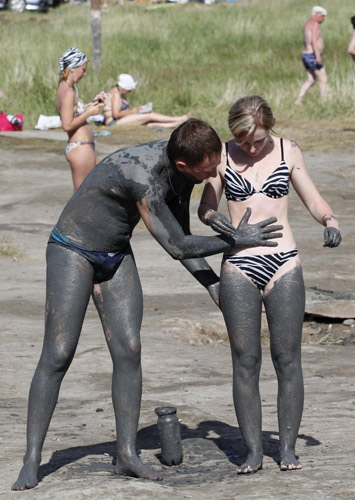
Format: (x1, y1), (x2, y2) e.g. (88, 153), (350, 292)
(112, 336), (141, 364)
(39, 348), (74, 374)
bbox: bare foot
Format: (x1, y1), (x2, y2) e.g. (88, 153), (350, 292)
(11, 461), (39, 490)
(294, 98), (302, 106)
(237, 452), (263, 474)
(280, 450), (302, 471)
(114, 455), (162, 481)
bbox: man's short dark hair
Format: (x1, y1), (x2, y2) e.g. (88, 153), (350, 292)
(351, 15), (355, 29)
(167, 118), (222, 166)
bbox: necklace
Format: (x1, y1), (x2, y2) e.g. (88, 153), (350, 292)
(249, 164), (261, 182)
(166, 165), (182, 205)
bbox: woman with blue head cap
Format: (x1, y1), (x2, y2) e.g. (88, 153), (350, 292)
(56, 47), (106, 191)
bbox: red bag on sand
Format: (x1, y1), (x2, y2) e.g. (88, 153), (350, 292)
(0, 112), (23, 131)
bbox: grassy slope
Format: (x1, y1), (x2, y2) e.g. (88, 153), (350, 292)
(0, 0), (354, 145)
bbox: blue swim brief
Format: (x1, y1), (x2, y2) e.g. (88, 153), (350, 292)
(301, 52), (324, 71)
(48, 226), (131, 283)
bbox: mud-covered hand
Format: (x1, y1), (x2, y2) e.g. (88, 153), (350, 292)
(207, 281), (220, 307)
(323, 227), (342, 248)
(232, 208), (283, 248)
(204, 211), (236, 236)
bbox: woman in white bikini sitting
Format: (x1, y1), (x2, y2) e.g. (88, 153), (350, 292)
(104, 73), (188, 128)
(56, 47), (106, 191)
(198, 95), (341, 474)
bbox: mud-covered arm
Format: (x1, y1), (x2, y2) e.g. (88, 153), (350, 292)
(137, 183), (282, 304)
(137, 185), (234, 261)
(289, 140), (341, 248)
(180, 257), (220, 306)
(138, 172), (284, 260)
(198, 165), (237, 236)
(170, 190), (220, 305)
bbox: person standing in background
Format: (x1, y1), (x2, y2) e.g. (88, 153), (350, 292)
(56, 47), (106, 191)
(347, 15), (355, 61)
(295, 6), (328, 105)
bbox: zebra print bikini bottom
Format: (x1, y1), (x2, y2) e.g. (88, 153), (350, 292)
(223, 249), (299, 290)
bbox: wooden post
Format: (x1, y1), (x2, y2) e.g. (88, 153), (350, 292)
(90, 0), (102, 71)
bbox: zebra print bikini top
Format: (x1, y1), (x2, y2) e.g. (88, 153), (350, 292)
(224, 138), (290, 202)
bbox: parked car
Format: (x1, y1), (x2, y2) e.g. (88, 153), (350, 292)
(0, 0), (61, 12)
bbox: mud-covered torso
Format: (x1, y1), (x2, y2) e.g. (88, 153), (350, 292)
(56, 140), (170, 251)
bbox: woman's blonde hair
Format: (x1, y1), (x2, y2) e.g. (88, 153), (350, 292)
(59, 68), (71, 82)
(228, 95), (276, 144)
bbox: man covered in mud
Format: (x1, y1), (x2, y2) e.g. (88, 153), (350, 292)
(12, 119), (282, 490)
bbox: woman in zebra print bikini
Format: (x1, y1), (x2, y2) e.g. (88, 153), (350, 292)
(198, 95), (341, 475)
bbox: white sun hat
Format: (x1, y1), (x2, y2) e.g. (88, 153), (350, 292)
(117, 74), (138, 90)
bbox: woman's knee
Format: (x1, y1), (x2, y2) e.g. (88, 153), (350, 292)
(272, 351), (301, 377)
(232, 351), (261, 379)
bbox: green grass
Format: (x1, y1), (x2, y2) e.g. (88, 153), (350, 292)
(0, 0), (354, 140)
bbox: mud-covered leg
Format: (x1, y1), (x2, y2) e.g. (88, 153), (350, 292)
(264, 266), (305, 471)
(220, 263), (263, 474)
(12, 245), (93, 490)
(92, 252), (161, 481)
